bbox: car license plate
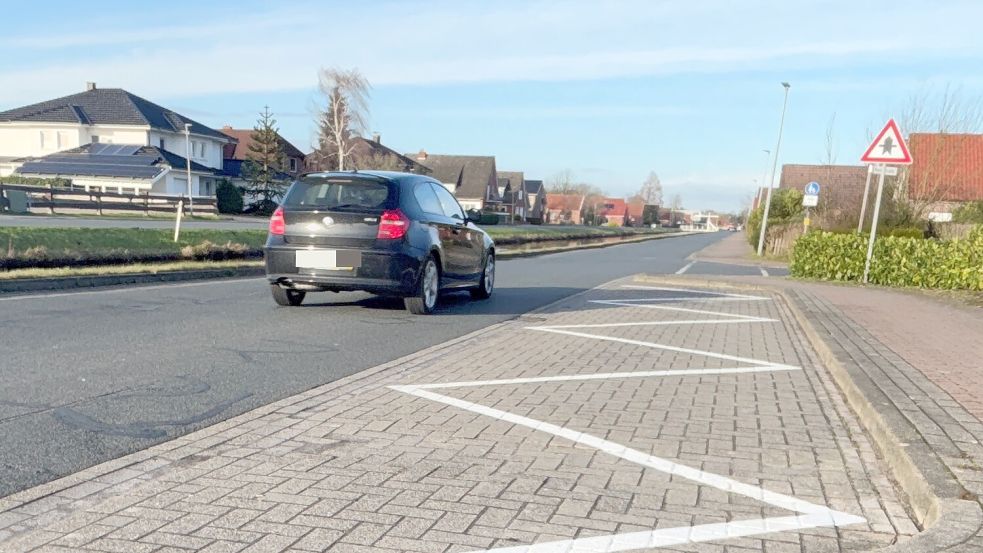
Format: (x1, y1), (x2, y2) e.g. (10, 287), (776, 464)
(295, 249), (361, 271)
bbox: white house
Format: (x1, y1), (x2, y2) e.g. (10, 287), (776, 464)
(0, 83), (233, 197)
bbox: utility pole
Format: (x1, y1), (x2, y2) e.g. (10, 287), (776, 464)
(757, 82), (791, 256)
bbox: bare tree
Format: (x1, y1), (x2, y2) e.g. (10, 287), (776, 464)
(637, 171), (663, 206)
(891, 86), (983, 220)
(313, 68), (370, 171)
(546, 169), (605, 197)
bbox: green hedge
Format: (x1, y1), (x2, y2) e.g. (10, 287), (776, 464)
(953, 201), (983, 224)
(790, 226), (983, 290)
(0, 176), (73, 187)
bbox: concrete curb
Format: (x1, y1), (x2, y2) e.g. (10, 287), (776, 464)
(0, 231), (696, 295)
(634, 274), (983, 552)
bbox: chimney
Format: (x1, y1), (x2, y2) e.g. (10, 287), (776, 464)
(85, 82), (97, 91)
(222, 125), (233, 131)
(372, 132), (381, 144)
(416, 149), (428, 161)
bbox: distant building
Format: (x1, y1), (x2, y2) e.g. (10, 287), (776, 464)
(597, 197), (628, 226)
(308, 134), (430, 175)
(779, 164), (868, 211)
(524, 180), (546, 224)
(0, 83), (233, 197)
(546, 193), (586, 224)
(496, 171), (527, 222)
(220, 126), (307, 181)
(409, 151), (500, 211)
(908, 133), (983, 211)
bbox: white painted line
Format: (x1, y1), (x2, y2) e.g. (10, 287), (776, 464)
(406, 366), (800, 391)
(530, 318), (775, 329)
(392, 385), (864, 553)
(674, 261), (695, 275)
(462, 513), (864, 553)
(0, 277), (265, 302)
(532, 327), (796, 370)
(760, 267), (770, 277)
(620, 284), (769, 300)
(592, 296), (766, 303)
(389, 285), (865, 552)
(587, 301), (772, 321)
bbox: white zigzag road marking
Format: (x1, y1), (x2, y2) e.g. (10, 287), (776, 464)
(390, 285), (865, 552)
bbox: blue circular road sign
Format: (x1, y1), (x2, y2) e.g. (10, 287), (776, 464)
(805, 181), (821, 195)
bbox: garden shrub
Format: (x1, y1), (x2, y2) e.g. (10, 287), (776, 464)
(953, 201), (983, 224)
(790, 226), (983, 290)
(215, 179), (244, 214)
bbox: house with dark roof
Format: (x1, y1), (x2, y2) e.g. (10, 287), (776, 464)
(495, 171), (528, 223)
(408, 151), (500, 211)
(545, 193), (586, 224)
(15, 143), (216, 196)
(306, 135), (430, 175)
(524, 180), (545, 224)
(0, 83), (233, 197)
(220, 126), (306, 179)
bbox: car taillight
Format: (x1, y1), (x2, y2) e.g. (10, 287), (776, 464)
(377, 209), (409, 240)
(269, 207), (285, 235)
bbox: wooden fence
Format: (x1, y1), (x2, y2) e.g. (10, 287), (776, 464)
(0, 183), (217, 216)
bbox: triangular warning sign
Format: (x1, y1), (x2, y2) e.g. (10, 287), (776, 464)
(861, 118), (912, 164)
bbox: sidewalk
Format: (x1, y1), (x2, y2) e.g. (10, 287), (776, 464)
(0, 280), (914, 552)
(688, 233), (788, 269)
(658, 234), (983, 550)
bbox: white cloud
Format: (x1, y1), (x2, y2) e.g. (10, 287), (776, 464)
(2, 0), (980, 106)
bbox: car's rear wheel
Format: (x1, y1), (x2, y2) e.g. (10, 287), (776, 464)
(405, 256), (439, 314)
(271, 285), (306, 306)
(470, 252), (494, 300)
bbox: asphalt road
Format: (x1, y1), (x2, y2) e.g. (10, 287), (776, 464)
(0, 232), (727, 498)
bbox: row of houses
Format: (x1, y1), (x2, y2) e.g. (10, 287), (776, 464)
(0, 83), (565, 222)
(760, 133), (983, 219)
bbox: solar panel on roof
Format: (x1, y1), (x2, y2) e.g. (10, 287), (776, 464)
(88, 143), (111, 155)
(116, 145), (141, 156)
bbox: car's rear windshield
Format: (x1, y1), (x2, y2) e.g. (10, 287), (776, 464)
(282, 177), (396, 211)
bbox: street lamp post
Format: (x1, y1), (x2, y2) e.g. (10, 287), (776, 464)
(184, 123), (194, 216)
(756, 82), (791, 257)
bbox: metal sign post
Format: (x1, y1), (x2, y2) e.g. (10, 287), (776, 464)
(859, 119), (913, 284)
(862, 165), (887, 283)
(857, 164), (874, 233)
(174, 200), (184, 242)
(802, 181), (819, 231)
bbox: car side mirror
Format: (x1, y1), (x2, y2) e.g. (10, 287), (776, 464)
(466, 209), (482, 223)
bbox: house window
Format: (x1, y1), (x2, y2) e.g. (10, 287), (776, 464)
(159, 138), (165, 149)
(91, 135), (100, 143)
(289, 158), (297, 172)
(39, 131), (45, 149)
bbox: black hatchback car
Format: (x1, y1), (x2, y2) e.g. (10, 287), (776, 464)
(264, 171), (495, 314)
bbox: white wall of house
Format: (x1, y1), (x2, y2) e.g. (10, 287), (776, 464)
(0, 122), (151, 158)
(149, 130), (224, 170)
(0, 123), (226, 173)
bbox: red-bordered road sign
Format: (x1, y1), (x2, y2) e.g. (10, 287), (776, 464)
(861, 118), (912, 164)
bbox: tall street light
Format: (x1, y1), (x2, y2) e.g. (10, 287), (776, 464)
(756, 82), (791, 256)
(184, 123), (194, 216)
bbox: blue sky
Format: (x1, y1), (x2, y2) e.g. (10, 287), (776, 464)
(4, 0), (983, 211)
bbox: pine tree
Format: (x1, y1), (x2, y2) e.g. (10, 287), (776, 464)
(242, 106), (287, 214)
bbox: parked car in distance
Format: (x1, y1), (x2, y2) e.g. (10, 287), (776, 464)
(264, 171), (495, 314)
(727, 225), (737, 231)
